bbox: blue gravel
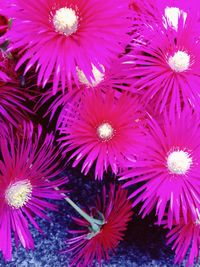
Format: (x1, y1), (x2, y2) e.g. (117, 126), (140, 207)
(0, 171), (193, 266)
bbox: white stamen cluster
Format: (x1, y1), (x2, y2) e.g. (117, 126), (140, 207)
(168, 51), (190, 72)
(5, 180), (32, 209)
(77, 65), (105, 87)
(167, 150), (192, 175)
(164, 7), (187, 31)
(53, 7), (78, 36)
(97, 123), (114, 141)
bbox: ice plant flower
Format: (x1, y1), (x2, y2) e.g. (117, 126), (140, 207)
(1, 0), (131, 93)
(65, 184), (133, 267)
(121, 109), (200, 228)
(59, 89), (144, 180)
(126, 5), (200, 114)
(166, 210), (200, 267)
(0, 124), (66, 261)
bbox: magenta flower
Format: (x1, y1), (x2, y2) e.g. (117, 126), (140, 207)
(166, 213), (200, 267)
(126, 5), (200, 114)
(1, 0), (131, 93)
(59, 89), (144, 180)
(121, 109), (200, 228)
(66, 185), (133, 267)
(0, 124), (66, 261)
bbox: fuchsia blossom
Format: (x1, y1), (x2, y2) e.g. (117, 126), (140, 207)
(121, 109), (200, 229)
(166, 213), (200, 267)
(59, 89), (145, 180)
(0, 124), (66, 261)
(1, 0), (200, 266)
(66, 185), (133, 267)
(1, 0), (131, 93)
(125, 3), (200, 114)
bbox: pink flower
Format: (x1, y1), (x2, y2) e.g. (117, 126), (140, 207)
(166, 213), (200, 267)
(1, 0), (131, 93)
(126, 4), (200, 114)
(0, 124), (67, 261)
(66, 184), (133, 267)
(121, 109), (200, 228)
(59, 89), (145, 180)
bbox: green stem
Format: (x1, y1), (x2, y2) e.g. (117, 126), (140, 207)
(65, 197), (104, 233)
(55, 187), (104, 233)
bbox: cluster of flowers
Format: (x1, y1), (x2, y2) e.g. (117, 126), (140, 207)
(0, 0), (200, 266)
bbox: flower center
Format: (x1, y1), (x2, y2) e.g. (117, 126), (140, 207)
(77, 65), (105, 87)
(168, 51), (190, 72)
(53, 7), (78, 36)
(167, 150), (192, 175)
(5, 180), (32, 209)
(97, 123), (114, 141)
